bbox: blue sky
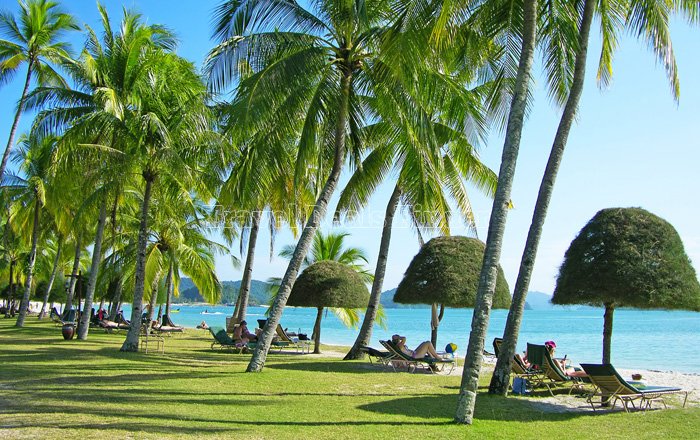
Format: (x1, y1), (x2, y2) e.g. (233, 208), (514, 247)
(2, 0), (699, 295)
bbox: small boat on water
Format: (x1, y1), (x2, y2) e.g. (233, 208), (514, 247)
(171, 308), (180, 313)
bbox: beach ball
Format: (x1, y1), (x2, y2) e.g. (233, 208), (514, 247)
(445, 343), (457, 354)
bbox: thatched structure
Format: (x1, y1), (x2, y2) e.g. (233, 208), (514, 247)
(289, 260), (370, 353)
(553, 207), (700, 362)
(395, 236), (511, 344)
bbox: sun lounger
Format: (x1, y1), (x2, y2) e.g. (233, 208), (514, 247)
(359, 345), (395, 367)
(540, 345), (588, 395)
(493, 338), (541, 382)
(581, 363), (689, 412)
(380, 340), (455, 374)
(274, 324), (310, 354)
(209, 326), (249, 353)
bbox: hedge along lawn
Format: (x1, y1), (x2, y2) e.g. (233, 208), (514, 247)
(1, 319), (698, 440)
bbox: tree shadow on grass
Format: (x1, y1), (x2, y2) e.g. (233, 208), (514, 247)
(266, 360), (385, 374)
(358, 393), (594, 422)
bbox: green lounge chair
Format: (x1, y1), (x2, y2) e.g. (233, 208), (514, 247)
(540, 345), (588, 395)
(493, 338), (539, 379)
(209, 326), (249, 353)
(359, 345), (395, 367)
(580, 363), (689, 412)
(380, 340), (455, 374)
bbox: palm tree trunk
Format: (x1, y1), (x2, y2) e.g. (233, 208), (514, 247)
(603, 303), (614, 364)
(65, 233), (82, 312)
(246, 69), (352, 372)
(430, 303), (445, 347)
(489, 0), (596, 396)
(455, 0), (539, 424)
(344, 185), (401, 360)
(233, 209), (261, 322)
(121, 175), (155, 352)
(164, 263), (173, 316)
(108, 280), (122, 321)
(6, 260), (15, 317)
(0, 64), (32, 182)
(39, 238), (63, 319)
(77, 199), (108, 339)
(312, 307), (323, 354)
(16, 199), (41, 327)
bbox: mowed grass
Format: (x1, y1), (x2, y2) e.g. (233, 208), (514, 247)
(0, 319), (698, 439)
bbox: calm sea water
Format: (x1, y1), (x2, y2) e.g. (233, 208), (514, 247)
(124, 305), (700, 373)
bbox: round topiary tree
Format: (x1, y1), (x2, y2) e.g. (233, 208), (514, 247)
(289, 260), (370, 353)
(395, 236), (511, 346)
(553, 207), (700, 363)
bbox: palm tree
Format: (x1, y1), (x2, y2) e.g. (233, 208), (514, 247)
(277, 231), (373, 353)
(207, 0), (438, 373)
(215, 126), (312, 325)
(454, 0), (539, 424)
(117, 53), (213, 352)
(3, 133), (57, 326)
(25, 5), (179, 340)
(337, 53), (501, 359)
(489, 0), (696, 396)
(0, 0), (77, 182)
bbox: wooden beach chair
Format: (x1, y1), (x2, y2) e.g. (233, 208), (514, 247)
(581, 363), (689, 412)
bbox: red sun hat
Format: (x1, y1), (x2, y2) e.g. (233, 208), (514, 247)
(544, 340), (556, 349)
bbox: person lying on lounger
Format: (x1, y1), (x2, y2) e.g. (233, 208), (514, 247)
(391, 334), (447, 360)
(233, 320), (257, 343)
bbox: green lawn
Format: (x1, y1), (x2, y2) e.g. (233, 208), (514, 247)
(0, 319), (697, 439)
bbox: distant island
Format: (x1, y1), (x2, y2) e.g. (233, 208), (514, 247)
(179, 278), (562, 310)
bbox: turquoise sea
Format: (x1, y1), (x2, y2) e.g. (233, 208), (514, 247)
(125, 305), (700, 373)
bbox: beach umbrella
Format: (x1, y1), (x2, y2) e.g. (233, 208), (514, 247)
(553, 207), (700, 364)
(289, 260), (370, 354)
(394, 236), (511, 346)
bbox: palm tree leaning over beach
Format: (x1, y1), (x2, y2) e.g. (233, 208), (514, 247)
(207, 0), (432, 372)
(0, 0), (77, 182)
(489, 0), (694, 395)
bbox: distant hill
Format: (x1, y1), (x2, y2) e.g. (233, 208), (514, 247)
(380, 288), (430, 308)
(524, 291), (554, 310)
(177, 278), (271, 305)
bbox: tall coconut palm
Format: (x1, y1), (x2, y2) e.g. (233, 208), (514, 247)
(0, 0), (77, 182)
(337, 47), (501, 359)
(117, 53), (214, 352)
(215, 127), (312, 325)
(2, 133), (57, 326)
(453, 0), (540, 424)
(207, 0), (442, 373)
(25, 5), (179, 340)
(489, 0), (696, 396)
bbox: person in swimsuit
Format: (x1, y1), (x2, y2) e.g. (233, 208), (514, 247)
(391, 334), (445, 359)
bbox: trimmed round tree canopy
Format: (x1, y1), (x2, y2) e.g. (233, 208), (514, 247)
(394, 236), (511, 308)
(553, 207), (700, 310)
(289, 260), (370, 308)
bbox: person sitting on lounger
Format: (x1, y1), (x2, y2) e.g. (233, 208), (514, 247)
(522, 340), (587, 378)
(233, 320), (257, 343)
(391, 334), (446, 360)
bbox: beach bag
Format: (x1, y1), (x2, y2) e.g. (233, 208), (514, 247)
(512, 377), (530, 395)
(298, 333), (309, 341)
